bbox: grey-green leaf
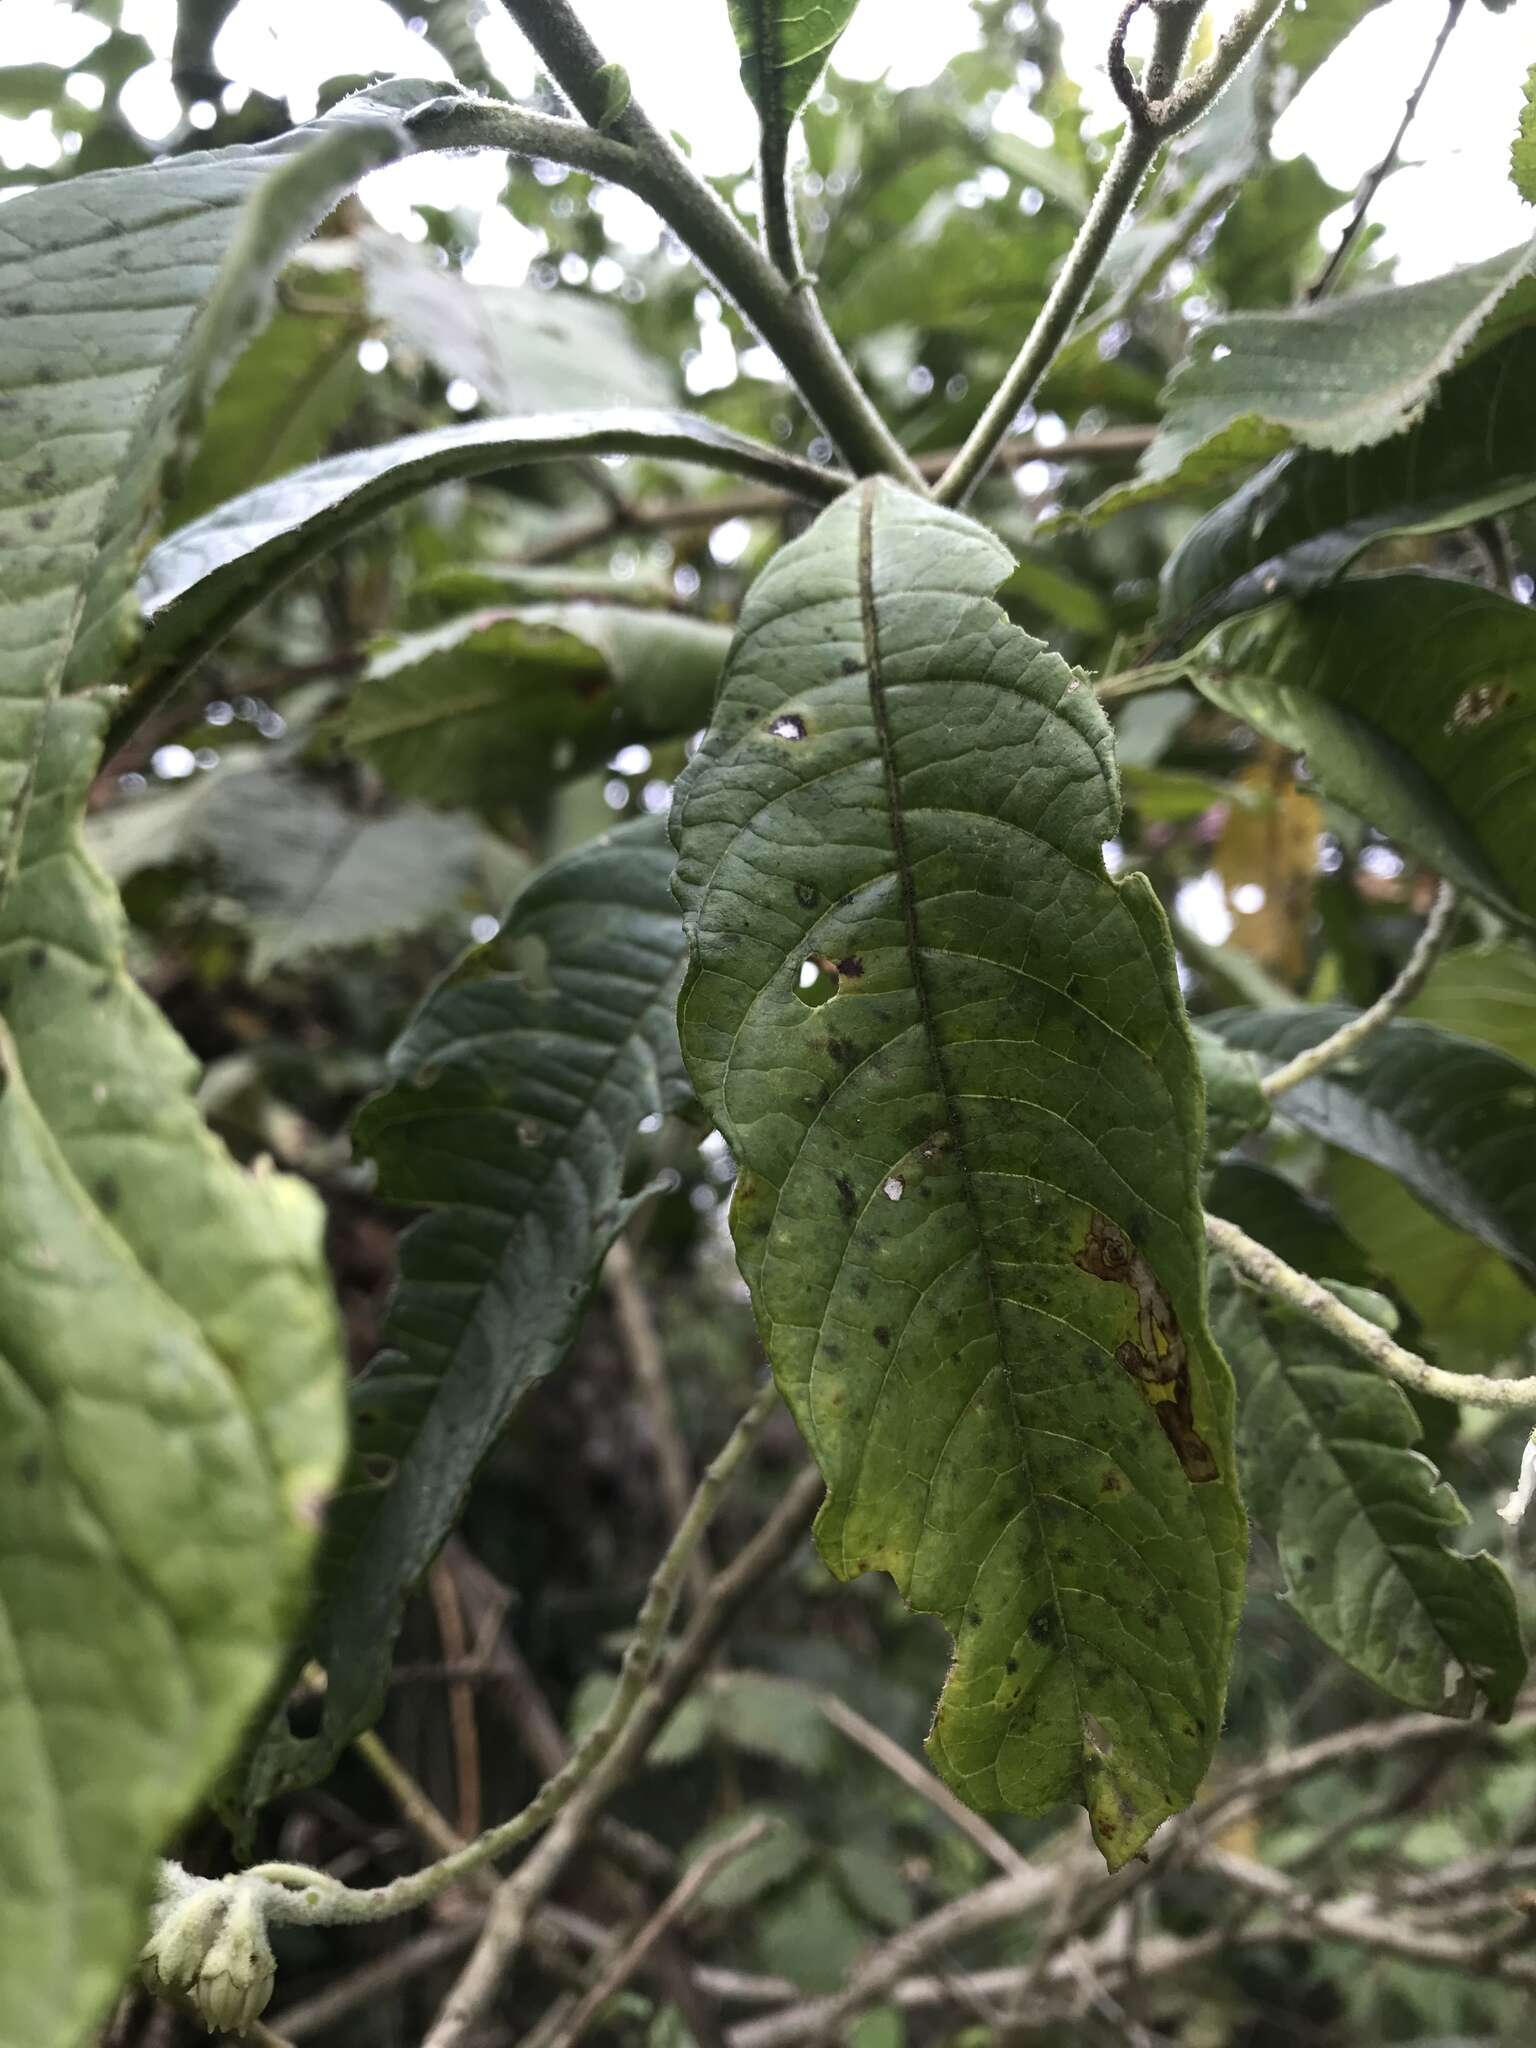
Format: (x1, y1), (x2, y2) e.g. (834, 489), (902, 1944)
(1161, 328), (1536, 637)
(131, 411), (840, 730)
(1083, 239), (1536, 526)
(244, 815), (689, 1804)
(1184, 574), (1536, 930)
(347, 604), (730, 816)
(1210, 1265), (1525, 1719)
(672, 480), (1244, 1867)
(1205, 1006), (1536, 1289)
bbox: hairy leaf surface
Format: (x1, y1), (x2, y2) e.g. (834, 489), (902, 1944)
(133, 410), (840, 719)
(0, 91), (436, 2047)
(1185, 575), (1536, 929)
(1161, 329), (1536, 636)
(246, 816), (688, 1801)
(1207, 1007), (1536, 1288)
(1210, 1268), (1524, 1719)
(1084, 240), (1536, 524)
(348, 603), (730, 816)
(672, 480), (1243, 1865)
(729, 1), (860, 132)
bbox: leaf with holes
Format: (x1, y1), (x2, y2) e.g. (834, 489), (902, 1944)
(347, 603), (730, 817)
(1082, 239), (1536, 525)
(242, 815), (689, 1805)
(0, 89), (445, 2048)
(1209, 1265), (1524, 1718)
(1161, 329), (1536, 639)
(672, 480), (1244, 1867)
(1205, 1006), (1536, 1290)
(1184, 574), (1536, 930)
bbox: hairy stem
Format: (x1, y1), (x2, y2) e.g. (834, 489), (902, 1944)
(1260, 881), (1458, 1099)
(937, 0), (1286, 506)
(244, 1382), (781, 1930)
(1206, 1214), (1536, 1411)
(488, 1), (918, 484)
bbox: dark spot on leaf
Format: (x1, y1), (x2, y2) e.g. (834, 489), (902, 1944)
(834, 1172), (856, 1220)
(967, 1608), (982, 1629)
(1006, 1657), (1019, 1675)
(28, 510), (52, 532)
(27, 946), (46, 971)
(92, 979), (111, 1000)
(24, 465), (52, 490)
(95, 1175), (120, 1213)
(363, 1454), (398, 1484)
(1028, 1603), (1057, 1645)
(836, 955), (864, 979)
(839, 656), (859, 675)
(794, 879), (818, 909)
(873, 1324), (891, 1348)
(1100, 1468), (1125, 1495)
(826, 1034), (860, 1067)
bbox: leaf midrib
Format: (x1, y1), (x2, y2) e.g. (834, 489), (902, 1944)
(854, 477), (1084, 1741)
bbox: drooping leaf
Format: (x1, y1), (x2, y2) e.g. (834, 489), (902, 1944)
(728, 1), (860, 136)
(131, 411), (841, 726)
(1209, 1266), (1525, 1719)
(347, 603), (730, 816)
(672, 480), (1244, 1867)
(1, 80), (437, 885)
(1161, 329), (1536, 638)
(245, 815), (689, 1803)
(1083, 239), (1536, 525)
(361, 231), (675, 411)
(88, 755), (486, 978)
(1205, 1006), (1536, 1290)
(0, 89), (442, 2047)
(1184, 574), (1536, 930)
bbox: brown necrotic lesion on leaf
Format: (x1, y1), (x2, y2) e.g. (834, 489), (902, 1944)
(1074, 1212), (1219, 1484)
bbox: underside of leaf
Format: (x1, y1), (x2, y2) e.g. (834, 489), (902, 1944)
(672, 479), (1244, 1867)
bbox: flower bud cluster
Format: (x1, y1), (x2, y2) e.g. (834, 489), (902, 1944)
(140, 1863), (276, 2036)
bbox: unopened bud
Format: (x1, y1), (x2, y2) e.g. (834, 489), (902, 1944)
(194, 1886), (275, 2035)
(139, 1864), (276, 2036)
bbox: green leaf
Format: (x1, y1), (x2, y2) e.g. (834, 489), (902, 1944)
(1208, 155), (1350, 310)
(88, 755), (485, 978)
(1184, 575), (1536, 930)
(1162, 330), (1536, 636)
(361, 232), (675, 411)
(1, 81), (436, 887)
(347, 603), (730, 816)
(1193, 1027), (1270, 1159)
(0, 89), (441, 2046)
(132, 411), (840, 728)
(1204, 1006), (1536, 1290)
(1208, 1159), (1389, 1300)
(245, 815), (689, 1803)
(672, 480), (1243, 1867)
(728, 0), (860, 133)
(1083, 239), (1536, 525)
(167, 253), (366, 530)
(1514, 64), (1536, 203)
(1210, 1266), (1525, 1719)
(0, 706), (345, 2048)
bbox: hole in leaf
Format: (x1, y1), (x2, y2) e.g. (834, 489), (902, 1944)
(769, 712), (807, 741)
(882, 1174), (905, 1202)
(796, 956), (840, 1006)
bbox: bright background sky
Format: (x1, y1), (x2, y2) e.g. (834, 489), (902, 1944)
(1, 0), (1531, 283)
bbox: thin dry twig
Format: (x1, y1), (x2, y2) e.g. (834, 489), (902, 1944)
(428, 1558), (483, 1841)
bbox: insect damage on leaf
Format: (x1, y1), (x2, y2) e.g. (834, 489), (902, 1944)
(1074, 1212), (1219, 1483)
(672, 476), (1243, 1868)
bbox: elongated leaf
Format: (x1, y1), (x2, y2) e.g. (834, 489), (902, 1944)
(1, 81), (434, 884)
(1209, 1267), (1524, 1718)
(348, 603), (730, 815)
(1206, 1006), (1536, 1290)
(362, 231), (674, 411)
(132, 412), (841, 720)
(729, 1), (860, 132)
(245, 815), (689, 1802)
(672, 480), (1243, 1867)
(1162, 328), (1536, 636)
(0, 90), (442, 2047)
(1185, 574), (1536, 930)
(1084, 239), (1536, 525)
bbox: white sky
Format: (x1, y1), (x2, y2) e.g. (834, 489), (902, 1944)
(0, 0), (1531, 281)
